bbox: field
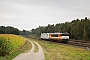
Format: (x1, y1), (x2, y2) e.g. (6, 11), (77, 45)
(0, 40), (32, 60)
(1, 36), (90, 60)
(0, 34), (25, 56)
(0, 35), (32, 60)
(31, 39), (90, 60)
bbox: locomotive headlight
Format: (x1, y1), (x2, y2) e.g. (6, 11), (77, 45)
(64, 37), (68, 39)
(65, 37), (67, 39)
(62, 36), (69, 39)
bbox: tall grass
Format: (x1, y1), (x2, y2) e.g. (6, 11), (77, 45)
(33, 39), (90, 60)
(0, 34), (25, 56)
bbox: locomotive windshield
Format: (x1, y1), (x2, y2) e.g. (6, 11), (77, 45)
(60, 33), (69, 36)
(50, 34), (58, 37)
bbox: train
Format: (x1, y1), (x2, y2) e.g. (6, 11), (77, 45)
(40, 33), (69, 43)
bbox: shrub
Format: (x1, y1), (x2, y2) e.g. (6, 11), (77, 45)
(0, 34), (25, 56)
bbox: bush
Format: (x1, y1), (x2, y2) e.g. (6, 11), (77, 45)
(0, 34), (25, 56)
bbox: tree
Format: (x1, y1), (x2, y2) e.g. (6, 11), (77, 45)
(30, 17), (90, 41)
(0, 26), (5, 34)
(0, 26), (20, 35)
(83, 29), (88, 40)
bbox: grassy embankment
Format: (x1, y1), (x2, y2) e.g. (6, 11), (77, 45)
(27, 38), (39, 53)
(33, 42), (39, 52)
(1, 36), (90, 60)
(31, 38), (90, 60)
(0, 35), (32, 60)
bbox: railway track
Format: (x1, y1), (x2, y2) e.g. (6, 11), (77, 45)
(68, 39), (90, 49)
(28, 37), (90, 49)
(41, 39), (90, 49)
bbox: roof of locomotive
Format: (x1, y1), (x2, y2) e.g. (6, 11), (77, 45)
(41, 33), (69, 34)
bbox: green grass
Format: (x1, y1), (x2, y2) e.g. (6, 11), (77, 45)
(27, 38), (39, 53)
(32, 39), (90, 60)
(33, 42), (39, 52)
(2, 37), (89, 60)
(0, 40), (32, 60)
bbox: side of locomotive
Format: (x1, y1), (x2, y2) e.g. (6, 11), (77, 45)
(40, 33), (69, 43)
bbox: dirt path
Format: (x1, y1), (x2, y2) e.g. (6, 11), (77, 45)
(12, 40), (44, 60)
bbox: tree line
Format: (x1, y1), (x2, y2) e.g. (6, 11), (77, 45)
(31, 17), (90, 41)
(0, 26), (20, 35)
(0, 26), (31, 36)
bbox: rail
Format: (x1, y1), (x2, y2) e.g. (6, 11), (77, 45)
(68, 39), (90, 48)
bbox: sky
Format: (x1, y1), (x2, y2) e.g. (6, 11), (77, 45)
(0, 0), (90, 30)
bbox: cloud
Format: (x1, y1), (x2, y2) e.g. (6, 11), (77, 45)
(0, 0), (90, 30)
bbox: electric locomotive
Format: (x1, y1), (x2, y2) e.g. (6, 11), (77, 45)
(40, 33), (69, 43)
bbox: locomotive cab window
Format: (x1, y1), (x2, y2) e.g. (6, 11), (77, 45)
(50, 34), (58, 37)
(60, 34), (69, 36)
